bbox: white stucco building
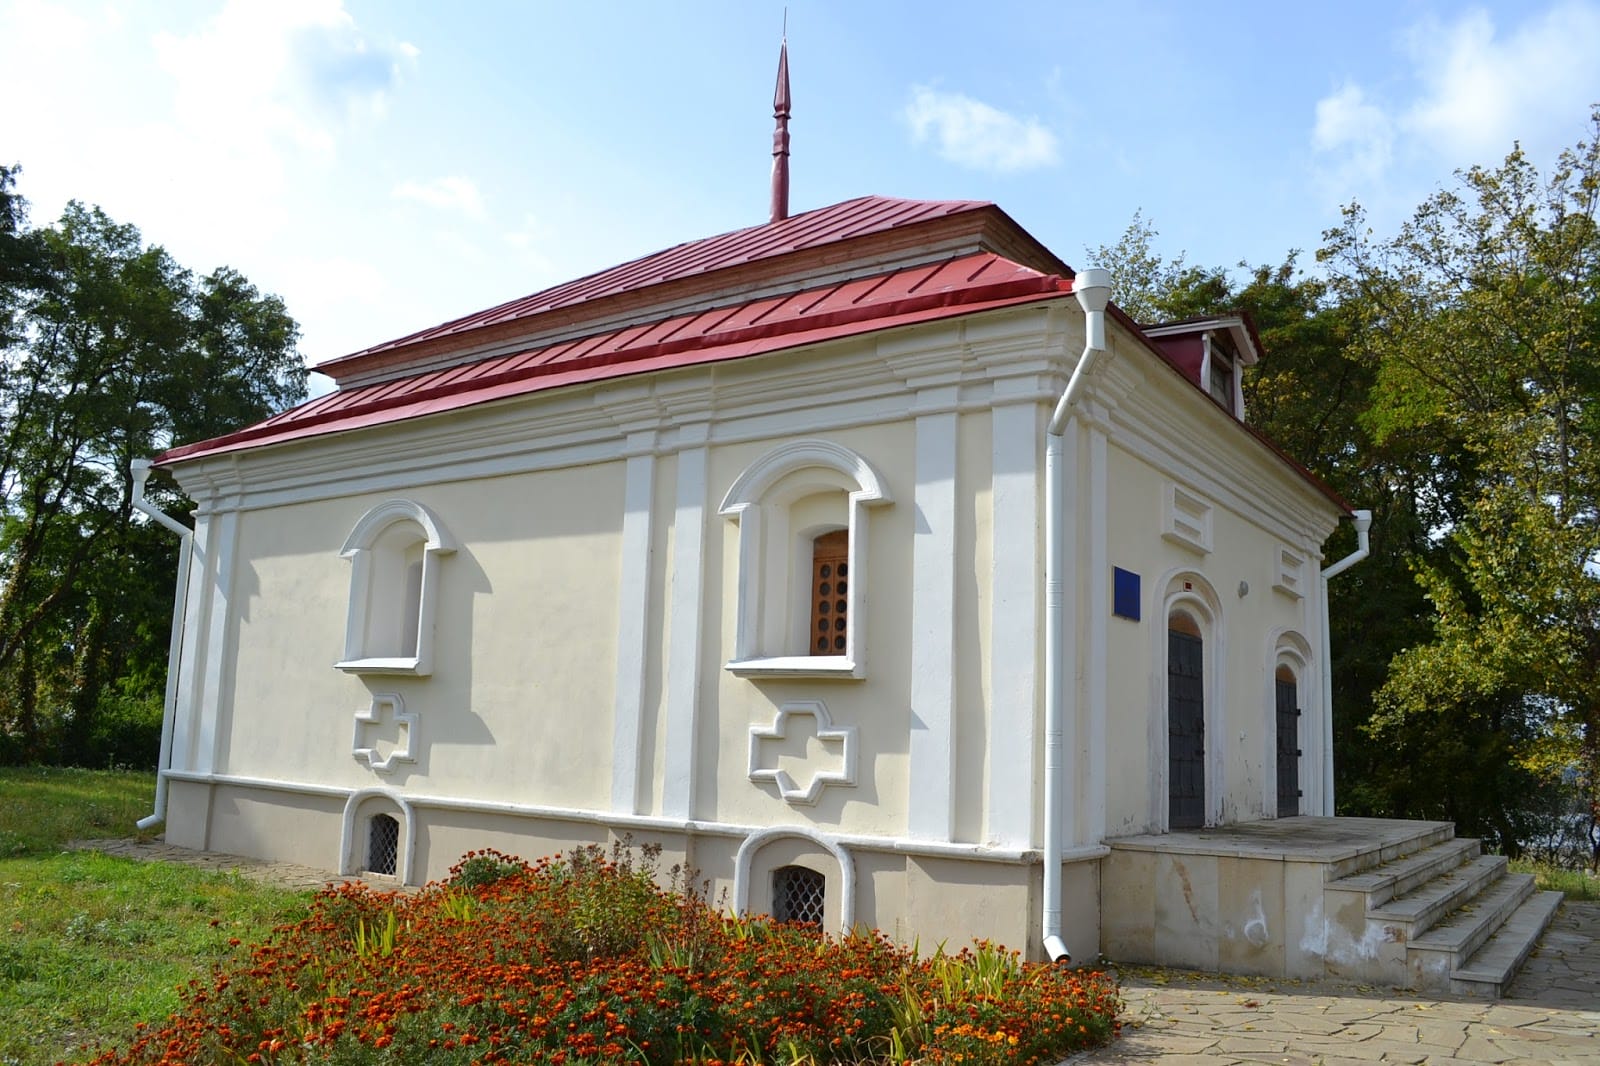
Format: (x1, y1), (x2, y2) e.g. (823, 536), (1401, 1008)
(140, 193), (1431, 969)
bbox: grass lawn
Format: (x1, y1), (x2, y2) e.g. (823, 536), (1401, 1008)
(0, 768), (313, 1066)
(1511, 857), (1600, 901)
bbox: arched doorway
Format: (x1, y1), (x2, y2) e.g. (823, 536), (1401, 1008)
(1275, 665), (1301, 817)
(1168, 611), (1206, 829)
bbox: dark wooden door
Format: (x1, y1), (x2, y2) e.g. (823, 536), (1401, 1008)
(1167, 629), (1205, 829)
(1276, 676), (1301, 817)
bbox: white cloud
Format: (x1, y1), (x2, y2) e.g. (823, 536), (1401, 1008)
(1312, 84), (1395, 183)
(153, 0), (418, 157)
(1402, 2), (1600, 162)
(904, 85), (1059, 173)
(1312, 2), (1600, 180)
(393, 176), (486, 219)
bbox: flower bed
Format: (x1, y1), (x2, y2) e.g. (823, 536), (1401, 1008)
(85, 844), (1121, 1065)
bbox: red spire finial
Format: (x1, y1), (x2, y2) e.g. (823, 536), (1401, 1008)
(769, 34), (791, 224)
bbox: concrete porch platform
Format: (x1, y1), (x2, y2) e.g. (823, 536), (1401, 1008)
(1101, 817), (1562, 994)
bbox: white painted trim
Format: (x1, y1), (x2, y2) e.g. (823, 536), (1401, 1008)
(340, 788), (417, 884)
(733, 827), (857, 932)
(337, 500), (457, 678)
(352, 693), (417, 774)
(718, 438), (892, 676)
(159, 768), (1059, 864)
(908, 409), (958, 841)
(1161, 482), (1214, 556)
(611, 449), (656, 814)
(661, 439), (708, 821)
(1085, 424), (1109, 843)
(169, 514), (210, 774)
(987, 401), (1041, 849)
(1273, 545), (1308, 600)
(725, 656), (860, 678)
(196, 510), (239, 775)
(748, 699), (858, 805)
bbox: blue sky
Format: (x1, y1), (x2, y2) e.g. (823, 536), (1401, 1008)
(4, 1), (1599, 390)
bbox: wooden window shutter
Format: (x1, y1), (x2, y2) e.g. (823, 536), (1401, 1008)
(809, 530), (849, 655)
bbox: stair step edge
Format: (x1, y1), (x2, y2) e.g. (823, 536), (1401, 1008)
(1408, 872), (1536, 955)
(1452, 890), (1564, 985)
(1327, 838), (1480, 897)
(1368, 855), (1507, 926)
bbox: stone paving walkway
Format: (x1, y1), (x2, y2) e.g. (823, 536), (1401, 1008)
(70, 838), (1600, 1064)
(1085, 902), (1600, 1065)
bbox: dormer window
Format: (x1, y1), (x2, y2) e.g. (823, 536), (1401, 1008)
(1142, 315), (1260, 422)
(1206, 340), (1234, 408)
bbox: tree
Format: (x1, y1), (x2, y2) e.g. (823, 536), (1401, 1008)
(1319, 109), (1600, 855)
(0, 177), (306, 764)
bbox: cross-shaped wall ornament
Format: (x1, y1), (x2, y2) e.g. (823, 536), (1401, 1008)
(747, 698), (857, 805)
(352, 694), (418, 774)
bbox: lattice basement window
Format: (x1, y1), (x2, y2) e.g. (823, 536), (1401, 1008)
(367, 813), (399, 876)
(772, 865), (826, 926)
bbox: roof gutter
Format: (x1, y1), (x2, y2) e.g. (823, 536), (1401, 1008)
(1042, 267), (1112, 963)
(130, 459), (191, 832)
(1318, 509), (1371, 815)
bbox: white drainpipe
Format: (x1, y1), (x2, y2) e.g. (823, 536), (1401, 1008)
(130, 458), (191, 831)
(1318, 509), (1371, 816)
(1042, 268), (1112, 963)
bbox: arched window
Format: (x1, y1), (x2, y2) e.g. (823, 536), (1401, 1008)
(336, 500), (456, 676)
(720, 440), (891, 678)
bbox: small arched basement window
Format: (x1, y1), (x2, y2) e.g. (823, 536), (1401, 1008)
(366, 813), (399, 876)
(771, 865), (826, 925)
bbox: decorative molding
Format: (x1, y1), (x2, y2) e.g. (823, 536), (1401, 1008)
(339, 788), (417, 884)
(352, 694), (417, 774)
(336, 499), (456, 678)
(1273, 546), (1308, 600)
(1161, 482), (1214, 556)
(719, 438), (892, 677)
(733, 826), (857, 932)
(747, 699), (858, 806)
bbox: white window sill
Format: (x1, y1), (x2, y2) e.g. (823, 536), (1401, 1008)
(725, 656), (864, 680)
(336, 656), (430, 677)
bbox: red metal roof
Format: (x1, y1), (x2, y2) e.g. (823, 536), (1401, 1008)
(158, 253), (1070, 465)
(334, 196), (996, 365)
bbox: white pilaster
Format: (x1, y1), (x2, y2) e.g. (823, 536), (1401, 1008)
(610, 438), (657, 814)
(661, 429), (708, 821)
(169, 511), (211, 774)
(986, 399), (1042, 849)
(908, 403), (959, 841)
(1086, 421), (1109, 843)
(195, 508), (238, 776)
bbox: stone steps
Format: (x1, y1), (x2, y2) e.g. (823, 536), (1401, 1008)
(1448, 889), (1565, 997)
(1320, 829), (1564, 995)
(1324, 836), (1482, 911)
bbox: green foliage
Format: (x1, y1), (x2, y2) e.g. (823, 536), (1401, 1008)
(0, 767), (313, 1065)
(0, 169), (307, 767)
(1321, 108), (1600, 851)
